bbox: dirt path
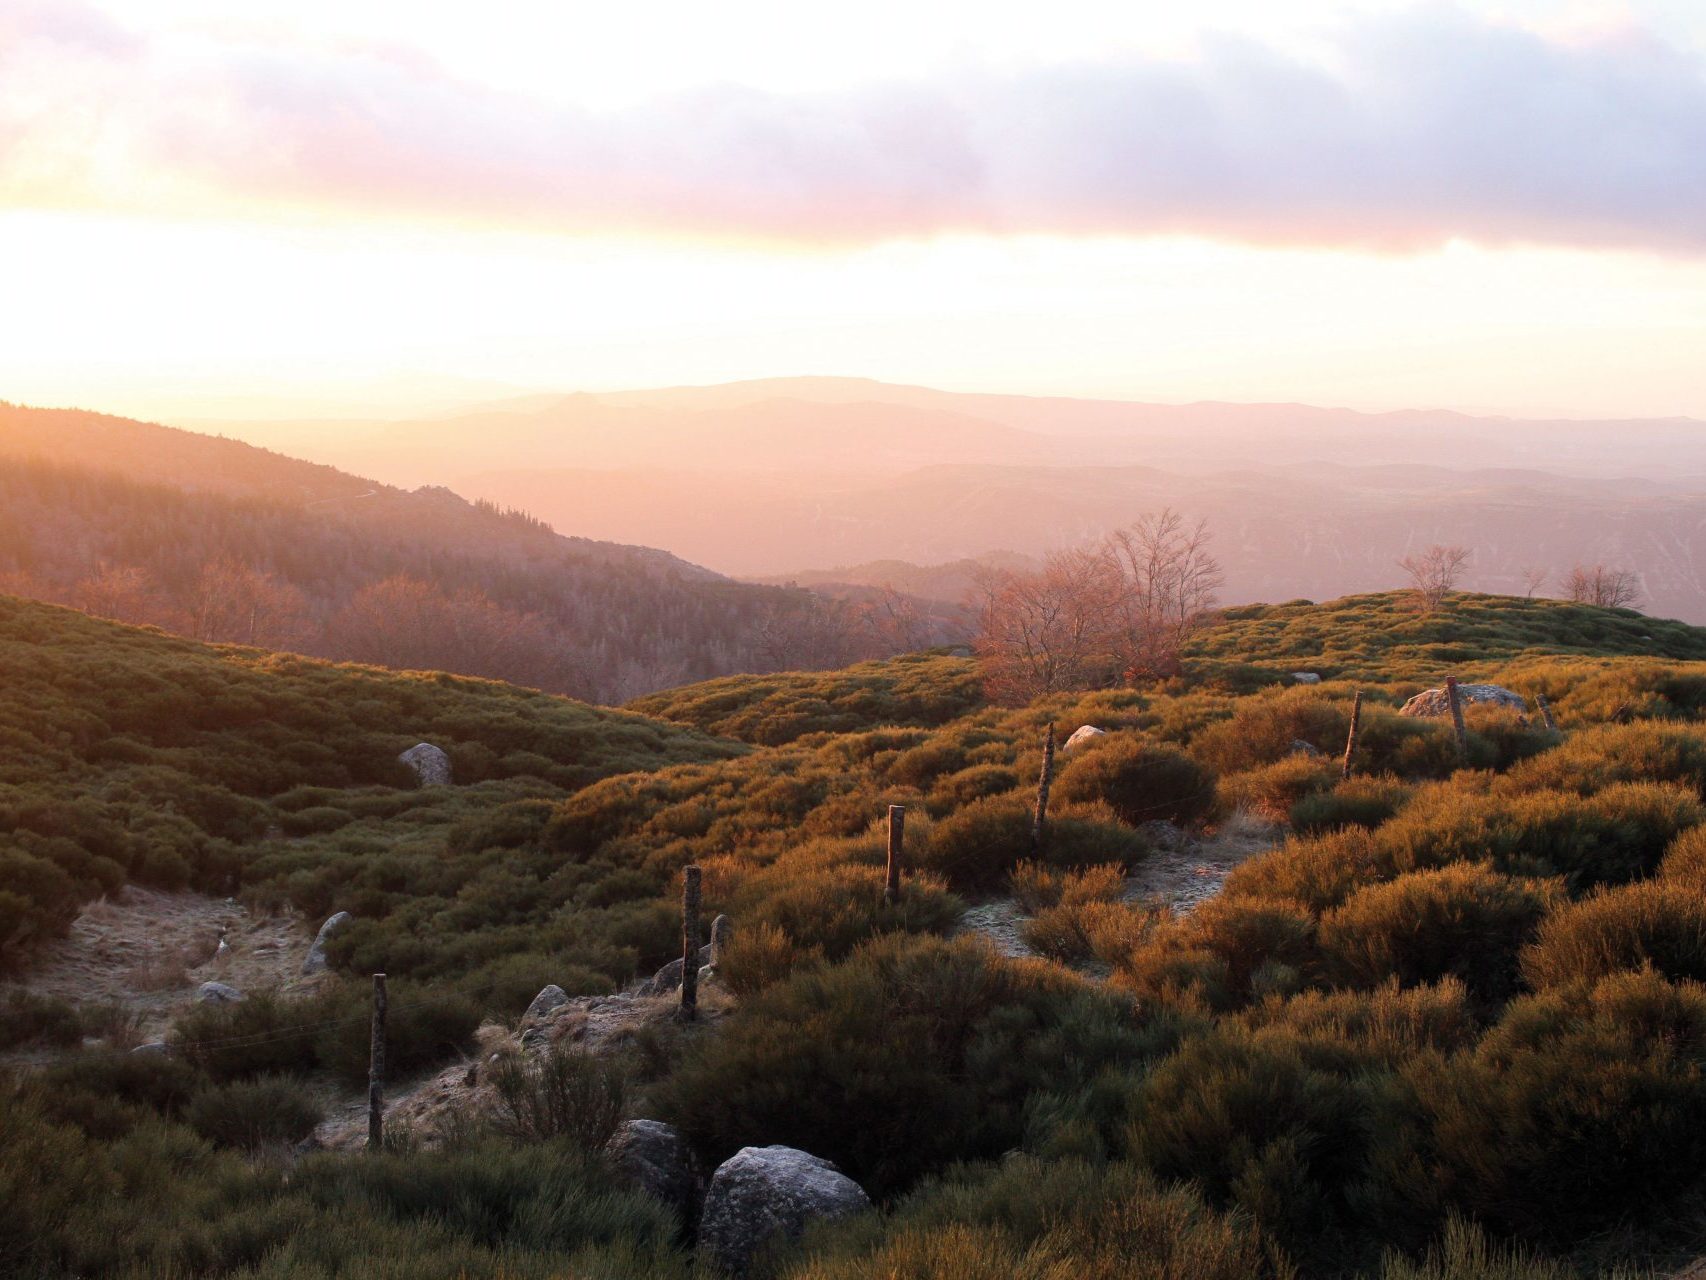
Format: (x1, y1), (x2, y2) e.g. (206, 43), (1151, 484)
(957, 812), (1280, 961)
(0, 887), (317, 1046)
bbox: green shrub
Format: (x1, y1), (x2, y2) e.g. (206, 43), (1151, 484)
(784, 1157), (1286, 1280)
(1220, 756), (1337, 824)
(0, 989), (87, 1048)
(657, 935), (1141, 1196)
(1055, 736), (1217, 829)
(1319, 866), (1559, 1005)
(314, 983), (481, 1086)
(1393, 970), (1706, 1243)
(1521, 880), (1706, 989)
(487, 1048), (627, 1150)
(172, 990), (324, 1080)
(1238, 979), (1478, 1065)
(186, 1076), (322, 1150)
(1291, 775), (1413, 834)
(927, 763), (1021, 810)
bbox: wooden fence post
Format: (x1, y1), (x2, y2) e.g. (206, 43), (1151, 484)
(885, 805), (905, 905)
(1445, 676), (1468, 762)
(1536, 692), (1558, 733)
(1030, 724), (1056, 858)
(367, 973), (387, 1152)
(680, 866), (701, 1022)
(1341, 691), (1363, 781)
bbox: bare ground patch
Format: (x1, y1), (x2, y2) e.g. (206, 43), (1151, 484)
(0, 887), (319, 1047)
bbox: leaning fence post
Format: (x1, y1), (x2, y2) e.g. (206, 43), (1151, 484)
(1445, 676), (1468, 762)
(1341, 691), (1363, 781)
(1536, 692), (1559, 733)
(367, 973), (387, 1152)
(1030, 723), (1056, 858)
(679, 866), (701, 1022)
(885, 805), (905, 905)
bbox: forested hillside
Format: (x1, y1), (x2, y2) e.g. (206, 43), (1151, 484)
(0, 404), (935, 700)
(12, 592), (1706, 1277)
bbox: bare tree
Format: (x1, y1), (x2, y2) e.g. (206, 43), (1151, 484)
(972, 548), (1123, 704)
(1564, 564), (1642, 609)
(1398, 545), (1471, 611)
(1520, 567), (1549, 599)
(1104, 509), (1223, 681)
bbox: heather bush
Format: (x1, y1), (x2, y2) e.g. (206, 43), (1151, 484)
(1521, 880), (1706, 989)
(1318, 866), (1559, 1005)
(1237, 979), (1479, 1065)
(185, 1076), (323, 1150)
(1220, 755), (1337, 823)
(1053, 735), (1217, 828)
(1291, 775), (1414, 834)
(487, 1048), (627, 1149)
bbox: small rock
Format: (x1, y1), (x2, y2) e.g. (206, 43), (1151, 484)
(1063, 725), (1107, 751)
(524, 984), (569, 1021)
(699, 1146), (870, 1276)
(1292, 672), (1322, 684)
(301, 911), (352, 975)
(1288, 739), (1324, 759)
(639, 946), (713, 996)
(195, 981), (244, 1005)
(610, 1119), (700, 1223)
(1399, 683), (1527, 718)
(398, 742), (453, 786)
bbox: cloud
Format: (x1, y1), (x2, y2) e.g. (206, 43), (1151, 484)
(4, 4), (1705, 252)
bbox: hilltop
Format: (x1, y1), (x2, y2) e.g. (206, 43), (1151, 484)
(12, 589), (1706, 1277)
(0, 402), (906, 700)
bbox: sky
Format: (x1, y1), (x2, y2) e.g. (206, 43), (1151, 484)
(3, 0), (1705, 421)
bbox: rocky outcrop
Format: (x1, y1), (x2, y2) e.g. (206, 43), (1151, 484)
(301, 910), (352, 975)
(698, 1145), (870, 1275)
(524, 984), (570, 1021)
(195, 981), (244, 1004)
(398, 742), (453, 786)
(1292, 672), (1322, 684)
(1400, 684), (1527, 718)
(1288, 739), (1324, 758)
(610, 1119), (699, 1223)
(1063, 725), (1107, 751)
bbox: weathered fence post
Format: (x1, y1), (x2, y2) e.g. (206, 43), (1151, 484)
(885, 805), (905, 905)
(679, 866), (701, 1022)
(1030, 723), (1056, 858)
(1341, 691), (1363, 781)
(1445, 676), (1468, 762)
(1536, 692), (1558, 733)
(367, 973), (387, 1152)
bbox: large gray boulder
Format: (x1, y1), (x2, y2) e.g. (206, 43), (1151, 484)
(398, 742), (453, 786)
(523, 984), (570, 1021)
(699, 1146), (870, 1275)
(195, 981), (244, 1005)
(1062, 725), (1107, 751)
(610, 1119), (699, 1223)
(1400, 684), (1527, 718)
(1292, 672), (1322, 685)
(301, 911), (351, 975)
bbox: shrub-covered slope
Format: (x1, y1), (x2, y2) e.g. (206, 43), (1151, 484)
(0, 595), (742, 960)
(1189, 590), (1706, 684)
(15, 592), (1706, 1278)
(624, 650), (983, 744)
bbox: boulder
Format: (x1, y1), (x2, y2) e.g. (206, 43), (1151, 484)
(610, 1119), (699, 1222)
(1062, 725), (1107, 751)
(699, 1146), (870, 1275)
(1400, 684), (1527, 718)
(639, 945), (713, 997)
(1288, 739), (1324, 759)
(301, 910), (352, 975)
(1292, 672), (1322, 684)
(195, 981), (244, 1005)
(398, 742), (453, 786)
(524, 984), (570, 1021)
(708, 915), (733, 970)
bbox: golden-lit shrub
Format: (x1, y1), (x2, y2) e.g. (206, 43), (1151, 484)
(1219, 756), (1336, 824)
(1318, 866), (1559, 1005)
(1290, 775), (1414, 834)
(1521, 880), (1706, 989)
(1054, 735), (1217, 829)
